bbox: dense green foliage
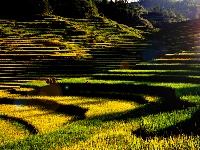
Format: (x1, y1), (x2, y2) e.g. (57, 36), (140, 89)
(2, 0), (200, 29)
(94, 0), (200, 28)
(49, 0), (98, 18)
(95, 0), (153, 28)
(0, 0), (98, 19)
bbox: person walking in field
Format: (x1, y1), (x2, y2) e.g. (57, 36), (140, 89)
(46, 78), (51, 84)
(46, 77), (56, 84)
(52, 77), (56, 84)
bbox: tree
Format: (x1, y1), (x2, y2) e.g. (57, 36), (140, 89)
(49, 0), (98, 18)
(96, 0), (152, 28)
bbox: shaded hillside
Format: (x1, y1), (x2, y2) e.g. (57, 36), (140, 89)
(139, 0), (200, 21)
(145, 18), (200, 56)
(95, 0), (154, 29)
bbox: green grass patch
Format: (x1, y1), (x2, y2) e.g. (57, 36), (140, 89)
(181, 95), (200, 105)
(1, 76), (200, 149)
(140, 107), (198, 133)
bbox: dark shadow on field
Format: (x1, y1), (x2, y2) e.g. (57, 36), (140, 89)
(0, 113), (38, 134)
(132, 108), (200, 139)
(58, 83), (180, 104)
(0, 97), (88, 121)
(56, 82), (200, 105)
(92, 75), (200, 84)
(0, 97), (14, 104)
(73, 92), (149, 105)
(19, 83), (197, 120)
(56, 104), (88, 120)
(176, 86), (200, 98)
(58, 83), (177, 97)
(21, 83), (196, 103)
(24, 59), (95, 75)
(8, 89), (29, 96)
(86, 96), (197, 122)
(18, 83), (150, 104)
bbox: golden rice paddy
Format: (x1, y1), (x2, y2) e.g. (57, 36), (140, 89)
(0, 86), (199, 149)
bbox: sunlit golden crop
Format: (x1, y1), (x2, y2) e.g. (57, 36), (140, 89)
(0, 119), (29, 146)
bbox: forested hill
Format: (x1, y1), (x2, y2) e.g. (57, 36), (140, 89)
(0, 0), (98, 19)
(2, 0), (200, 29)
(145, 18), (200, 56)
(139, 0), (200, 21)
(138, 0), (200, 28)
(96, 0), (200, 29)
(2, 0), (200, 31)
(0, 0), (152, 29)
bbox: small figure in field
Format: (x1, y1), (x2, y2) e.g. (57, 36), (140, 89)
(85, 81), (89, 87)
(46, 77), (56, 84)
(50, 78), (53, 84)
(52, 77), (56, 84)
(46, 78), (51, 84)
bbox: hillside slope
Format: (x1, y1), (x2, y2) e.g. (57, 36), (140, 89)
(142, 18), (200, 61)
(0, 15), (148, 89)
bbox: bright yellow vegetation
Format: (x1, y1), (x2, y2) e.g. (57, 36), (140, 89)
(0, 104), (71, 133)
(0, 119), (30, 146)
(62, 134), (199, 150)
(0, 91), (138, 137)
(0, 80), (199, 149)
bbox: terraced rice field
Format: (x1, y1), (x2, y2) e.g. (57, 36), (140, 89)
(0, 15), (148, 91)
(0, 15), (200, 149)
(1, 74), (199, 149)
